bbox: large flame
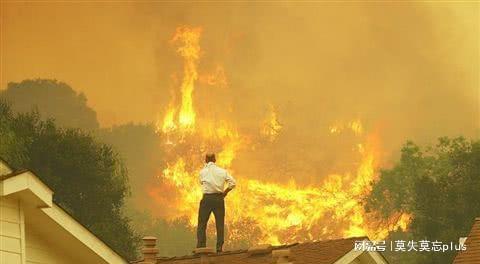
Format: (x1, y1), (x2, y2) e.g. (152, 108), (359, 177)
(158, 26), (202, 134)
(149, 26), (410, 248)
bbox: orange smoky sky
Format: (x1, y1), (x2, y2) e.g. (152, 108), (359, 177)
(1, 2), (479, 154)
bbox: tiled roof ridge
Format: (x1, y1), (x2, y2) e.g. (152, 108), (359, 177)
(453, 216), (480, 263)
(156, 243), (296, 262)
(155, 236), (369, 262)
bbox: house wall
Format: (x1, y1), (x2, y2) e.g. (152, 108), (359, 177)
(1, 159), (126, 264)
(0, 196), (25, 264)
(0, 196), (76, 264)
(25, 225), (75, 264)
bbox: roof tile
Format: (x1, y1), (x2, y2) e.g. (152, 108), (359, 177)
(453, 218), (480, 264)
(151, 237), (368, 264)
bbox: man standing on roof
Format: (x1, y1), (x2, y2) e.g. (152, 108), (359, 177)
(196, 153), (236, 253)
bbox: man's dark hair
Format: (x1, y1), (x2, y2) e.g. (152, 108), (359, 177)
(205, 153), (216, 163)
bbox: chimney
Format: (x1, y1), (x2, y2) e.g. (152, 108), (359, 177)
(139, 236), (159, 264)
(193, 247), (215, 264)
(272, 249), (293, 264)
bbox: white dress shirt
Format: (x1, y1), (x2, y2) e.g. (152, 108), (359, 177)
(199, 162), (236, 194)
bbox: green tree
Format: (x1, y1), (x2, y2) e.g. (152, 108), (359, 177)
(1, 79), (99, 130)
(0, 100), (139, 259)
(97, 123), (164, 208)
(366, 137), (480, 263)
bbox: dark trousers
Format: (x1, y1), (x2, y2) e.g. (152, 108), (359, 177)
(196, 193), (225, 250)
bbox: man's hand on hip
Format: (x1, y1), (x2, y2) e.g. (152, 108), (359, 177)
(223, 187), (233, 197)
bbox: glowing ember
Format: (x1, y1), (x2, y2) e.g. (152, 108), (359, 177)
(150, 26), (411, 248)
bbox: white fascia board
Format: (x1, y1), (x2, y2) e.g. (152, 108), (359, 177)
(333, 248), (363, 264)
(0, 171), (53, 208)
(333, 238), (389, 264)
(367, 251), (389, 264)
(41, 204), (128, 264)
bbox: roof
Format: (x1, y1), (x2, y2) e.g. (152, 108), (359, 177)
(453, 217), (480, 264)
(135, 237), (377, 264)
(0, 168), (29, 180)
(0, 159), (128, 264)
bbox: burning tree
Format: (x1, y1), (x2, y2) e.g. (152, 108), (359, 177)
(146, 26), (410, 249)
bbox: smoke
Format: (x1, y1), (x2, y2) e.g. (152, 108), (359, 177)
(2, 3), (478, 186)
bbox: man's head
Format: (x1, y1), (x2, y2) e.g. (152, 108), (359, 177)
(205, 153), (216, 163)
